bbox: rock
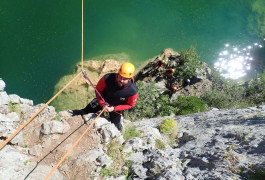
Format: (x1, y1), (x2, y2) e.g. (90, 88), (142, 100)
(58, 110), (72, 121)
(10, 131), (24, 146)
(29, 144), (42, 156)
(0, 112), (20, 136)
(0, 79), (6, 91)
(40, 120), (70, 135)
(9, 94), (20, 104)
(94, 117), (124, 144)
(61, 148), (112, 179)
(19, 98), (33, 106)
(0, 112), (19, 122)
(100, 59), (122, 76)
(0, 91), (10, 105)
(131, 148), (184, 179)
(123, 137), (147, 153)
(0, 145), (63, 180)
(0, 105), (10, 114)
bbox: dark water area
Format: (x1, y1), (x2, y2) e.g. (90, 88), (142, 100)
(0, 0), (262, 105)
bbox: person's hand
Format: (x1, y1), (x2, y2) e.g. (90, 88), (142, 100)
(103, 105), (114, 112)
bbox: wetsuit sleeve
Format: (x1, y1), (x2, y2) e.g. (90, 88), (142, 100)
(95, 77), (107, 107)
(114, 93), (138, 111)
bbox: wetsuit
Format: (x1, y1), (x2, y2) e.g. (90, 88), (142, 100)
(82, 73), (138, 130)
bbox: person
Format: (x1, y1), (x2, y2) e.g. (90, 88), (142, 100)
(71, 62), (138, 131)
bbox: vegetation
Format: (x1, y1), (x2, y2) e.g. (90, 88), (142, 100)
(247, 169), (265, 180)
(124, 81), (160, 120)
(122, 125), (141, 141)
(202, 70), (265, 109)
(155, 139), (166, 150)
(248, 0), (265, 37)
(22, 144), (29, 148)
(100, 139), (134, 178)
(175, 47), (202, 80)
(8, 102), (20, 114)
(125, 82), (207, 120)
(175, 96), (207, 115)
(159, 118), (177, 134)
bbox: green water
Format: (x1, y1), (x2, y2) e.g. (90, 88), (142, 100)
(0, 0), (259, 104)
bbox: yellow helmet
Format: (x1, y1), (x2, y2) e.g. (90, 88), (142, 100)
(118, 62), (135, 78)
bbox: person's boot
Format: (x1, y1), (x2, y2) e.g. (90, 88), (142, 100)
(115, 122), (123, 131)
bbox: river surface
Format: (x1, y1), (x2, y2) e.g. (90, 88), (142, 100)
(0, 0), (261, 104)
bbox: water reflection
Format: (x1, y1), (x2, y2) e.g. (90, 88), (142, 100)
(214, 39), (265, 79)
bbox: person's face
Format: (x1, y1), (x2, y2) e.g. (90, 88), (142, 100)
(116, 74), (130, 87)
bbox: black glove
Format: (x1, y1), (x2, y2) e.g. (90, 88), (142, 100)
(68, 110), (84, 116)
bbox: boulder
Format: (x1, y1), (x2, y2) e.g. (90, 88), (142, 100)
(40, 120), (70, 135)
(9, 94), (20, 104)
(0, 78), (5, 91)
(0, 145), (63, 180)
(0, 91), (10, 105)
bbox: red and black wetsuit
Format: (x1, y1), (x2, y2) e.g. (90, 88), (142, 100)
(82, 73), (138, 130)
(96, 73), (138, 111)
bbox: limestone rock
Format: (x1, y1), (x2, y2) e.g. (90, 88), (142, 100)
(93, 116), (124, 144)
(0, 91), (10, 105)
(0, 78), (6, 91)
(29, 144), (43, 156)
(0, 145), (63, 180)
(41, 120), (70, 135)
(20, 98), (33, 106)
(9, 94), (20, 104)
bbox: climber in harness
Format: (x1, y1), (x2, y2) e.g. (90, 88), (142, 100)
(70, 62), (138, 131)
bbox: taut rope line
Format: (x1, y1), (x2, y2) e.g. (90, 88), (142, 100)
(81, 0), (84, 69)
(0, 0), (86, 150)
(44, 107), (107, 180)
(0, 72), (82, 150)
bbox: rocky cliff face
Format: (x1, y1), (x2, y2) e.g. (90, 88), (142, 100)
(1, 78), (265, 180)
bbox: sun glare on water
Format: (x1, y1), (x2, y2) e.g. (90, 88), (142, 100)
(214, 39), (265, 79)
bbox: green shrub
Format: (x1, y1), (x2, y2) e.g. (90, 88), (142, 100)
(122, 125), (140, 141)
(175, 47), (202, 80)
(100, 168), (117, 177)
(8, 102), (20, 114)
(249, 0), (265, 37)
(155, 94), (175, 117)
(160, 118), (177, 134)
(245, 70), (265, 105)
(203, 69), (255, 109)
(124, 81), (160, 120)
(155, 139), (165, 150)
(175, 96), (207, 115)
(202, 90), (231, 109)
(247, 169), (265, 180)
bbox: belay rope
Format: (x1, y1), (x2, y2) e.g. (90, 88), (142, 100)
(44, 107), (107, 180)
(82, 69), (108, 105)
(0, 0), (111, 179)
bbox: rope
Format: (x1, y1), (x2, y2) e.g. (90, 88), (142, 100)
(44, 107), (107, 180)
(81, 0), (84, 69)
(82, 70), (107, 105)
(0, 72), (82, 150)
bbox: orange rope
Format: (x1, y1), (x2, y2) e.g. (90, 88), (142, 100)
(44, 107), (106, 180)
(0, 72), (82, 150)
